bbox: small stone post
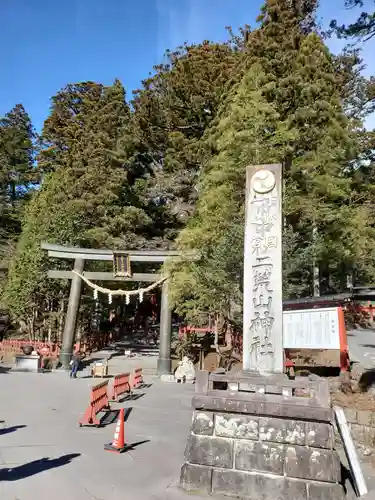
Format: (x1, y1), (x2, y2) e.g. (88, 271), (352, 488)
(243, 164), (283, 373)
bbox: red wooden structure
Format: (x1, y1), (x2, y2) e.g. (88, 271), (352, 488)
(110, 372), (131, 401)
(179, 306), (350, 373)
(79, 380), (110, 427)
(131, 367), (144, 388)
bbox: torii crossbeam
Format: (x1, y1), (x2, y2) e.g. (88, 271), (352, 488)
(41, 242), (186, 374)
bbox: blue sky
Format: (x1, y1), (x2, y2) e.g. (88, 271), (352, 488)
(1, 0), (375, 132)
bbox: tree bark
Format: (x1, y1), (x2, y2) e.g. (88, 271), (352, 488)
(58, 299), (65, 343)
(312, 226), (320, 297)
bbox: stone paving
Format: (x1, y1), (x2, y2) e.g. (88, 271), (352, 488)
(347, 328), (375, 369)
(0, 367), (201, 500)
(1, 358), (375, 499)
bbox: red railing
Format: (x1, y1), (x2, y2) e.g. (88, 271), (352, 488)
(110, 372), (131, 401)
(0, 329), (122, 360)
(178, 326), (212, 339)
(356, 303), (375, 320)
(131, 368), (144, 389)
(0, 340), (61, 358)
(79, 380), (111, 427)
(179, 312), (349, 373)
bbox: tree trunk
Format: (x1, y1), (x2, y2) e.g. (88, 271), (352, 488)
(47, 300), (52, 343)
(312, 226), (320, 297)
(27, 312), (35, 341)
(214, 314), (219, 347)
(313, 261), (320, 297)
(58, 299), (65, 343)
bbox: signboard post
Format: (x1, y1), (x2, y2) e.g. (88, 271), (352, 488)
(335, 406), (368, 497)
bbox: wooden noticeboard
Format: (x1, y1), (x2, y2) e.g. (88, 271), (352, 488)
(283, 307), (341, 350)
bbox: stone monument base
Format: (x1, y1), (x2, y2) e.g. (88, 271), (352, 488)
(12, 354), (41, 372)
(180, 371), (345, 500)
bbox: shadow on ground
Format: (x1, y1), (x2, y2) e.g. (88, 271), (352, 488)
(341, 462), (355, 496)
(292, 366), (341, 378)
(0, 425), (26, 435)
(359, 368), (375, 391)
(119, 392), (145, 402)
(123, 407), (133, 421)
(98, 402), (138, 426)
(0, 453), (81, 481)
(79, 350), (125, 370)
(124, 440), (150, 451)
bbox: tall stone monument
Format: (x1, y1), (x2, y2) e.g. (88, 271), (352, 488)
(179, 164), (345, 500)
(243, 164), (283, 373)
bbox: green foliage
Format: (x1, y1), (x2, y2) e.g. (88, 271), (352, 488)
(167, 64), (295, 324)
(0, 104), (38, 314)
(331, 1), (375, 41)
(284, 33), (375, 292)
(173, 332), (214, 362)
(130, 42), (240, 230)
(168, 0), (375, 324)
(246, 2), (375, 294)
(0, 104), (37, 242)
(5, 0), (375, 333)
(4, 169), (74, 322)
(4, 80), (151, 325)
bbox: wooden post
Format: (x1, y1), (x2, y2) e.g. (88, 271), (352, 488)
(243, 165), (283, 373)
(59, 258), (84, 369)
(334, 407), (368, 497)
(158, 279), (172, 375)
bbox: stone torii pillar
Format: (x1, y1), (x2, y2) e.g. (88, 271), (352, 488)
(242, 164), (283, 373)
(59, 258), (84, 369)
(158, 279), (172, 375)
(41, 243), (183, 374)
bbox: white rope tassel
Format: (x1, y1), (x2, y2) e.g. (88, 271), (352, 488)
(108, 293), (112, 304)
(139, 291), (144, 303)
(125, 293), (130, 305)
(72, 270), (166, 296)
(93, 288), (98, 300)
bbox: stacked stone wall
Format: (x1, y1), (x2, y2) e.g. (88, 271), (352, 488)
(181, 409), (345, 499)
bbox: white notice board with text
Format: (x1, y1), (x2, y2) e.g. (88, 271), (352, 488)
(283, 307), (340, 350)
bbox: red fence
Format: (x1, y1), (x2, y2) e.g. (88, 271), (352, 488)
(0, 340), (62, 359)
(178, 313), (349, 372)
(178, 326), (212, 339)
(79, 380), (110, 427)
(0, 329), (122, 361)
(110, 372), (131, 401)
(354, 302), (375, 320)
(131, 368), (144, 389)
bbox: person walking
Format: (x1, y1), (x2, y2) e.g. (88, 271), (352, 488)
(70, 351), (81, 378)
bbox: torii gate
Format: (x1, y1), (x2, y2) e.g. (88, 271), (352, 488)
(41, 242), (183, 375)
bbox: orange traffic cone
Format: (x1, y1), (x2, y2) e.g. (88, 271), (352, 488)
(104, 408), (127, 453)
